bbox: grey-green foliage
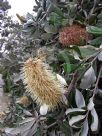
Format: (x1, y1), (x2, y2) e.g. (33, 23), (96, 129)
(1, 0), (102, 136)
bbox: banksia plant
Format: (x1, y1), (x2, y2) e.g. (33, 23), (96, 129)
(21, 56), (67, 114)
(0, 112), (6, 119)
(16, 13), (27, 23)
(59, 25), (89, 46)
(16, 96), (31, 106)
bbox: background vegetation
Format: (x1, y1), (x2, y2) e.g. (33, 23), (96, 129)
(0, 0), (102, 135)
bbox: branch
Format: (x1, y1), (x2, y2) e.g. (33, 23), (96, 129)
(67, 71), (78, 95)
(44, 122), (57, 129)
(92, 65), (102, 98)
(90, 0), (97, 15)
(77, 0), (88, 18)
(38, 4), (51, 24)
(94, 6), (102, 13)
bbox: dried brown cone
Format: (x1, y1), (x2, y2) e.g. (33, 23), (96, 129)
(21, 57), (65, 110)
(16, 13), (27, 23)
(59, 25), (89, 46)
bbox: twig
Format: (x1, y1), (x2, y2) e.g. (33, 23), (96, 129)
(90, 0), (97, 15)
(84, 65), (102, 123)
(87, 0), (97, 22)
(92, 65), (102, 98)
(94, 7), (102, 13)
(67, 71), (78, 95)
(44, 121), (57, 129)
(81, 0), (84, 6)
(79, 47), (102, 64)
(38, 13), (47, 24)
(0, 128), (5, 133)
(38, 4), (51, 24)
(77, 0), (88, 18)
(45, 41), (57, 46)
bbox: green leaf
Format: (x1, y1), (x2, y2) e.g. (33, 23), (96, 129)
(86, 26), (102, 35)
(58, 50), (79, 63)
(78, 45), (97, 58)
(62, 19), (68, 26)
(96, 12), (102, 27)
(63, 63), (78, 73)
(35, 127), (42, 136)
(89, 37), (102, 46)
(44, 23), (57, 33)
(59, 121), (72, 136)
(96, 20), (102, 28)
(41, 33), (52, 40)
(97, 12), (102, 20)
(49, 12), (62, 25)
(71, 46), (82, 57)
(3, 70), (12, 92)
(53, 5), (64, 17)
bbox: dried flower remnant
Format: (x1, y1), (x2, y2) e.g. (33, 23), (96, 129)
(16, 96), (31, 106)
(40, 104), (49, 115)
(21, 57), (67, 114)
(59, 25), (89, 46)
(0, 112), (6, 118)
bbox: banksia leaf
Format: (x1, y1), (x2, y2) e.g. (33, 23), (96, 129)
(21, 57), (66, 110)
(80, 66), (96, 89)
(59, 25), (89, 46)
(91, 108), (99, 132)
(75, 89), (85, 108)
(87, 97), (94, 111)
(69, 115), (86, 127)
(56, 74), (67, 87)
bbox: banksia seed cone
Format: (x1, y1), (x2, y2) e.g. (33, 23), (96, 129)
(21, 57), (65, 110)
(0, 112), (6, 118)
(59, 25), (89, 46)
(16, 13), (27, 23)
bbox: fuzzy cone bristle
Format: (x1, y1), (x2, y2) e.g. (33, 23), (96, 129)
(21, 58), (64, 109)
(59, 25), (89, 46)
